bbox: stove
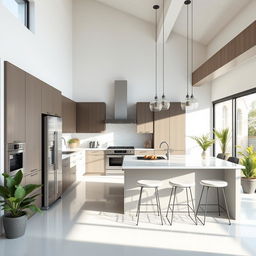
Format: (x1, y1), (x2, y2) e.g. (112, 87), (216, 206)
(106, 146), (135, 155)
(105, 146), (135, 174)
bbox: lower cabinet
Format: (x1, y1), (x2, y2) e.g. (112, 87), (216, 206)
(62, 158), (72, 193)
(62, 151), (85, 193)
(86, 150), (105, 175)
(23, 170), (42, 217)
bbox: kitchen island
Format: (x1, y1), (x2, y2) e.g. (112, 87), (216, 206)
(122, 155), (244, 219)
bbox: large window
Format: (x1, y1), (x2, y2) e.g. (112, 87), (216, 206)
(213, 89), (256, 157)
(1, 0), (29, 28)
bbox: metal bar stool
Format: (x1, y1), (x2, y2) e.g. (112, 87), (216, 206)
(196, 179), (231, 225)
(166, 180), (197, 225)
(136, 180), (163, 225)
(217, 153), (226, 160)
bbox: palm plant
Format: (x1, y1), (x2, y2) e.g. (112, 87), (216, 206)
(190, 134), (214, 153)
(214, 128), (231, 155)
(238, 146), (256, 178)
(0, 170), (41, 217)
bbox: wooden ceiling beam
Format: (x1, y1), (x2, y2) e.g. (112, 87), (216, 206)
(192, 21), (256, 86)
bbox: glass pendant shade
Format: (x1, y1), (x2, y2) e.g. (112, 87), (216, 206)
(150, 96), (162, 112)
(161, 95), (170, 111)
(190, 94), (199, 109)
(181, 95), (192, 111)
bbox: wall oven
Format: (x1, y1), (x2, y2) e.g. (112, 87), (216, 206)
(105, 146), (135, 175)
(7, 142), (25, 176)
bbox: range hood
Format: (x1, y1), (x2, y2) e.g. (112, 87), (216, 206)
(106, 80), (135, 123)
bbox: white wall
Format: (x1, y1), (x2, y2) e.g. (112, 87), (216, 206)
(208, 0), (256, 101)
(0, 0), (73, 98)
(73, 0), (212, 154)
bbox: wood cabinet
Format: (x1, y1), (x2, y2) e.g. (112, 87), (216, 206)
(136, 102), (154, 134)
(23, 170), (42, 217)
(76, 103), (106, 133)
(86, 150), (105, 175)
(4, 62), (26, 143)
(62, 96), (76, 133)
(169, 103), (185, 154)
(154, 109), (171, 148)
(62, 158), (71, 193)
(154, 102), (185, 154)
(42, 83), (62, 117)
(25, 74), (42, 174)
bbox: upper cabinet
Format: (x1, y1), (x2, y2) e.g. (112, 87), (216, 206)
(4, 62), (26, 143)
(42, 83), (62, 117)
(136, 102), (154, 134)
(76, 103), (106, 133)
(154, 102), (185, 154)
(62, 96), (76, 133)
(25, 74), (42, 173)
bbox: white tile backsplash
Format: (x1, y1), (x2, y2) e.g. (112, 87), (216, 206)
(63, 124), (152, 148)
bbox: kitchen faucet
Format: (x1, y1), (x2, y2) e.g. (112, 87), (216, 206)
(61, 137), (67, 150)
(159, 141), (171, 160)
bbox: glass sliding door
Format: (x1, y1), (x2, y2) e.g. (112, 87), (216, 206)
(213, 89), (256, 157)
(214, 100), (233, 156)
(236, 93), (256, 155)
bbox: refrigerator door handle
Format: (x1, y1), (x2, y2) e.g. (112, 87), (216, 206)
(54, 131), (59, 196)
(54, 131), (58, 170)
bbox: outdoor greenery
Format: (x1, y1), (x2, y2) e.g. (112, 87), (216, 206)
(238, 146), (256, 178)
(0, 170), (41, 217)
(190, 134), (214, 152)
(214, 128), (231, 155)
(248, 107), (256, 136)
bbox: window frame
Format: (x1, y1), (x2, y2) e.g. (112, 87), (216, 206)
(2, 0), (30, 29)
(213, 87), (256, 157)
(23, 0), (29, 29)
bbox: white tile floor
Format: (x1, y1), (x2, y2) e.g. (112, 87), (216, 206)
(1, 175), (256, 256)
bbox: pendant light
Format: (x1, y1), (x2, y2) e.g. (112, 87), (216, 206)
(161, 0), (170, 111)
(181, 0), (192, 111)
(189, 0), (199, 109)
(150, 5), (162, 112)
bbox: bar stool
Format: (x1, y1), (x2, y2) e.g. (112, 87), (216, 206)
(166, 180), (197, 225)
(136, 180), (163, 225)
(196, 179), (231, 225)
(217, 153), (226, 160)
(227, 156), (239, 164)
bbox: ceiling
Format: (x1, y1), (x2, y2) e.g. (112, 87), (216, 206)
(95, 0), (252, 45)
(96, 0), (162, 23)
(173, 0), (252, 45)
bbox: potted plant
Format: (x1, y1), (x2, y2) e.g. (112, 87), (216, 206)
(0, 170), (41, 239)
(190, 134), (214, 159)
(214, 128), (231, 159)
(68, 138), (80, 149)
(238, 146), (256, 194)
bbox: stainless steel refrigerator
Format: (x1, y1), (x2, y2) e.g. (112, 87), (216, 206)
(42, 116), (62, 209)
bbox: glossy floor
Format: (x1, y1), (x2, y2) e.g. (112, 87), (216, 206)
(1, 176), (256, 256)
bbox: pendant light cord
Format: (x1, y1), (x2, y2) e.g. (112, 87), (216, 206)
(191, 0), (194, 96)
(162, 0), (165, 98)
(155, 7), (158, 99)
(186, 2), (189, 97)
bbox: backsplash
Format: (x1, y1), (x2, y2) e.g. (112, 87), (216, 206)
(62, 124), (152, 148)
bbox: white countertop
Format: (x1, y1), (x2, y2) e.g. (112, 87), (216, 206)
(122, 155), (244, 170)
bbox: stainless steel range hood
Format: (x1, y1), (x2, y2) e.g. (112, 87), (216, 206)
(106, 80), (135, 123)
